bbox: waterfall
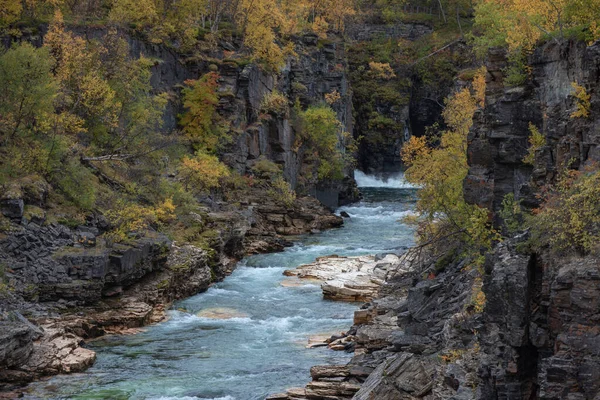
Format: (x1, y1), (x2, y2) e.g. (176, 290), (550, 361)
(354, 170), (418, 189)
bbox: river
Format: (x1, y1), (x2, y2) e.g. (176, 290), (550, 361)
(25, 173), (417, 400)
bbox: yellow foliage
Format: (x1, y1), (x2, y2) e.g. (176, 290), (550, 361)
(45, 10), (120, 130)
(268, 176), (296, 207)
(155, 198), (176, 224)
(469, 277), (486, 314)
(324, 89), (341, 105)
(523, 123), (545, 165)
(368, 62), (396, 80)
(473, 67), (487, 108)
(0, 0), (22, 27)
(441, 88), (477, 136)
(401, 136), (429, 166)
(179, 151), (230, 192)
(589, 21), (600, 45)
(237, 0), (287, 71)
(570, 82), (591, 119)
(260, 90), (289, 116)
(401, 79), (497, 252)
(109, 0), (158, 26)
(528, 166), (600, 254)
(104, 196), (177, 243)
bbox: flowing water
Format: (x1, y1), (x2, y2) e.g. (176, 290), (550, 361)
(25, 173), (417, 400)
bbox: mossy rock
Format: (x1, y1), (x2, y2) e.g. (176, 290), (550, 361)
(23, 205), (45, 223)
(0, 214), (12, 233)
(20, 175), (50, 206)
(0, 182), (23, 201)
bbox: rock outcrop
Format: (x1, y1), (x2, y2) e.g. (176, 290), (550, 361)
(270, 249), (485, 400)
(283, 253), (405, 302)
(463, 39), (600, 399)
(0, 176), (342, 389)
(478, 241), (600, 400)
(218, 34), (359, 207)
(465, 40), (600, 212)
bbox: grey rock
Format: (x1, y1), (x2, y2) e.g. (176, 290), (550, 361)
(1, 198), (24, 219)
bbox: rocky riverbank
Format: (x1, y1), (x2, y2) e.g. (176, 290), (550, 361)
(270, 235), (600, 400)
(0, 187), (342, 392)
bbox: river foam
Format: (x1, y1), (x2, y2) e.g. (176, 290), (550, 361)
(24, 186), (416, 400)
(354, 170), (418, 189)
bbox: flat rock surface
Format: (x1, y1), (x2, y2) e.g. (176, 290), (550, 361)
(196, 307), (249, 320)
(283, 254), (407, 302)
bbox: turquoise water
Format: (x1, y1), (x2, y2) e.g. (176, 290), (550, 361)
(24, 185), (416, 400)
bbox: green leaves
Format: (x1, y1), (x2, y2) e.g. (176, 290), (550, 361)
(298, 104), (349, 181)
(0, 43), (57, 141)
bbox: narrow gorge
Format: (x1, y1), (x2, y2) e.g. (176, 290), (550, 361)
(1, 1), (600, 400)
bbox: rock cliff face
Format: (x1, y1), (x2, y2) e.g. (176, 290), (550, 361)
(218, 34), (358, 207)
(347, 23), (469, 174)
(465, 40), (600, 212)
(465, 40), (600, 400)
(478, 242), (600, 400)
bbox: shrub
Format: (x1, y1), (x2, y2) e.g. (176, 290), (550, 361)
(104, 197), (176, 243)
(401, 81), (499, 254)
(260, 90), (289, 117)
(268, 176), (296, 207)
(499, 193), (523, 235)
(527, 167), (600, 255)
(53, 159), (97, 211)
(292, 81), (308, 93)
(523, 123), (545, 165)
(503, 51), (529, 87)
(298, 104), (352, 181)
(368, 62), (396, 80)
(324, 89), (341, 105)
(570, 82), (591, 119)
(178, 151), (230, 193)
(252, 157), (281, 178)
(180, 72), (231, 153)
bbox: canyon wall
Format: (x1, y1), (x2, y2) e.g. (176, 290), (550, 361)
(468, 40), (600, 400)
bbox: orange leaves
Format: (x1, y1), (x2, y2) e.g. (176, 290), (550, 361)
(324, 89), (341, 105)
(401, 136), (429, 167)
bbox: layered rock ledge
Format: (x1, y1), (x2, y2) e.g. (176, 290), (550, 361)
(283, 253), (406, 302)
(0, 190), (342, 391)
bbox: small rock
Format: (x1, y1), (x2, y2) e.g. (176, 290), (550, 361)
(196, 307), (248, 320)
